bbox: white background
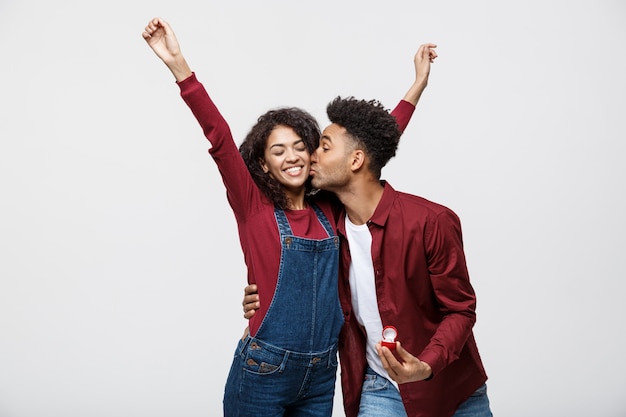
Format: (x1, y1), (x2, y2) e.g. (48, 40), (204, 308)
(1, 1), (625, 416)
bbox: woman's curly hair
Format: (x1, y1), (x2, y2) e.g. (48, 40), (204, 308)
(239, 107), (321, 208)
(326, 96), (401, 179)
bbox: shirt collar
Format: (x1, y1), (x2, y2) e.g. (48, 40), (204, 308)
(337, 180), (396, 236)
(368, 180), (396, 227)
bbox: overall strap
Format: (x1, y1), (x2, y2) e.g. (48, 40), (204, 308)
(310, 203), (336, 238)
(274, 207), (294, 237)
(274, 204), (336, 239)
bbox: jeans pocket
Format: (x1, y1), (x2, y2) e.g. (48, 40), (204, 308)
(328, 351), (339, 368)
(361, 373), (390, 392)
(242, 349), (282, 375)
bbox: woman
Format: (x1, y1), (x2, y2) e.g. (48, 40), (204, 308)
(142, 17), (435, 416)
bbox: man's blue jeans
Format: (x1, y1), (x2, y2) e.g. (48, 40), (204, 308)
(358, 367), (493, 417)
(358, 368), (406, 417)
(452, 383), (493, 417)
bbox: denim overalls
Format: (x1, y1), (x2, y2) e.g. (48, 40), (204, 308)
(223, 204), (344, 417)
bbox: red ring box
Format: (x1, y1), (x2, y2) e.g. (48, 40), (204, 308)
(381, 326), (397, 350)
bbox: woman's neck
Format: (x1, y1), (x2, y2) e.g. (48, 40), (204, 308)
(285, 188), (307, 210)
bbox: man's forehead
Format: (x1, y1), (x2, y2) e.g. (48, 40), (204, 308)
(321, 123), (347, 140)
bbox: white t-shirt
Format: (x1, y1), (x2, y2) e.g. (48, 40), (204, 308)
(345, 215), (398, 389)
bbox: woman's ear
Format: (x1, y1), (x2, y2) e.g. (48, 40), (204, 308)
(260, 159), (269, 174)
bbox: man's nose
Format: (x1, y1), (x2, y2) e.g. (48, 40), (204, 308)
(311, 148), (319, 163)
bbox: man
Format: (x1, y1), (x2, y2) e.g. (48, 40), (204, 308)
(245, 46), (491, 417)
